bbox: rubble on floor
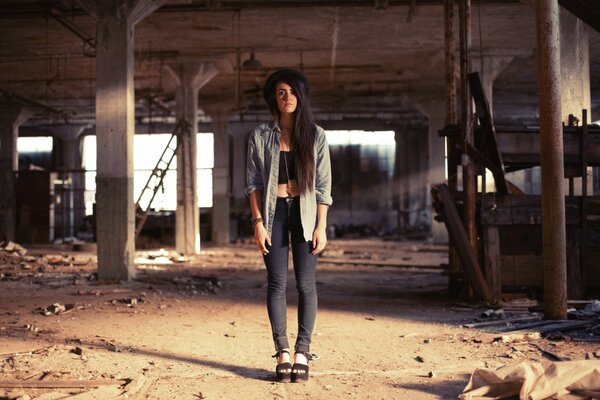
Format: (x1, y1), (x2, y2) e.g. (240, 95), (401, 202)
(462, 299), (600, 345)
(1, 240), (95, 286)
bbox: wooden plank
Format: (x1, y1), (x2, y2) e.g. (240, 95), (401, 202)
(468, 72), (510, 194)
(462, 315), (541, 329)
(318, 258), (445, 269)
(498, 226), (542, 254)
(501, 255), (517, 286)
(586, 251), (600, 286)
(496, 127), (600, 166)
(500, 255), (543, 285)
(506, 320), (592, 334)
(483, 226), (502, 300)
(493, 319), (558, 332)
(432, 184), (493, 302)
(481, 203), (581, 225)
(566, 226), (584, 299)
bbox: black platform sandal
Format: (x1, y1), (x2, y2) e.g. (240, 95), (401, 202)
(273, 350), (292, 382)
(291, 352), (311, 383)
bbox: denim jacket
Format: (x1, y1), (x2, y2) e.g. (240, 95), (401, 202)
(246, 121), (333, 241)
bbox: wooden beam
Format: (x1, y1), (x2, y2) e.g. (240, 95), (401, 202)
(468, 72), (510, 194)
(483, 226), (502, 300)
(432, 184), (493, 302)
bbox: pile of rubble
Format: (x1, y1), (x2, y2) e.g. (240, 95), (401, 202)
(463, 299), (600, 343)
(0, 240), (94, 285)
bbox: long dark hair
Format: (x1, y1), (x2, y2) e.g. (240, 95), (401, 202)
(264, 71), (316, 194)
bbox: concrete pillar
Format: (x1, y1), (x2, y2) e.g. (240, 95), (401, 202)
(209, 107), (231, 244)
(560, 9), (591, 124)
(48, 125), (88, 239)
(560, 9), (593, 195)
(166, 62), (218, 254)
(0, 106), (33, 241)
(415, 98), (449, 243)
(77, 0), (165, 281)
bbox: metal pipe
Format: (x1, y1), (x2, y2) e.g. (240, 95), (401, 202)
(535, 0), (567, 320)
(459, 0), (478, 278)
(444, 0), (462, 290)
(445, 0), (457, 129)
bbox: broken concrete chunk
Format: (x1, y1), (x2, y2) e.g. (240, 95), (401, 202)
(1, 241), (28, 257)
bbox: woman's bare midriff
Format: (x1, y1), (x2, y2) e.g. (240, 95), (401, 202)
(277, 183), (288, 197)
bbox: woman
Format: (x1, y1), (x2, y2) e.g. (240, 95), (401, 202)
(246, 69), (332, 382)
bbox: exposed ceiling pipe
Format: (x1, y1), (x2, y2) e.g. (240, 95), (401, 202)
(45, 6), (96, 55)
(0, 87), (62, 115)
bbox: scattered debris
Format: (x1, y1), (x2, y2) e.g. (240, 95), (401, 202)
(481, 308), (505, 318)
(111, 297), (144, 307)
(71, 347), (84, 356)
(37, 303), (75, 316)
(0, 241), (27, 257)
(464, 301), (600, 344)
(137, 274), (221, 296)
(135, 249), (187, 265)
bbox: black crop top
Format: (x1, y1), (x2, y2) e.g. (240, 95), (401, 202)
(278, 151), (296, 184)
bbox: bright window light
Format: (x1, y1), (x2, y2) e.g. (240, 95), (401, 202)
(82, 132), (214, 215)
(17, 136), (53, 152)
(325, 130), (395, 146)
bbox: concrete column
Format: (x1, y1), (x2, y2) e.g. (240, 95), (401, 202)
(77, 0), (165, 281)
(560, 9), (591, 124)
(166, 62), (218, 254)
(415, 98), (449, 243)
(48, 125), (88, 239)
(560, 9), (593, 195)
(209, 108), (231, 244)
(0, 106), (33, 241)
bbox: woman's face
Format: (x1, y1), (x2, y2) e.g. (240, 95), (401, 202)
(275, 81), (297, 115)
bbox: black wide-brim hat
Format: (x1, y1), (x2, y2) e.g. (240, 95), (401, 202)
(262, 69), (310, 103)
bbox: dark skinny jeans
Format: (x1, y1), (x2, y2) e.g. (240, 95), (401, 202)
(263, 196), (318, 354)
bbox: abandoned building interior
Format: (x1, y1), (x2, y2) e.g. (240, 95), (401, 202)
(1, 0), (600, 399)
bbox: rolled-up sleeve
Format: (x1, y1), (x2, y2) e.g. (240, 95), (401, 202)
(315, 128), (333, 206)
(245, 130), (263, 196)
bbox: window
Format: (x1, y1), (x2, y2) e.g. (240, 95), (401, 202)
(82, 133), (214, 215)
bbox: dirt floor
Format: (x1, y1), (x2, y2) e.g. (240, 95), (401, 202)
(1, 239), (599, 400)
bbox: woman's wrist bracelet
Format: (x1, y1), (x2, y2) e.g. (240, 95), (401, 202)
(252, 217), (264, 226)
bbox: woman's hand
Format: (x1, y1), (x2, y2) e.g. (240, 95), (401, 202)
(311, 226), (327, 255)
(254, 222), (271, 255)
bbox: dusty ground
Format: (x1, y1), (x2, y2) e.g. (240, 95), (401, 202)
(1, 239), (599, 400)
